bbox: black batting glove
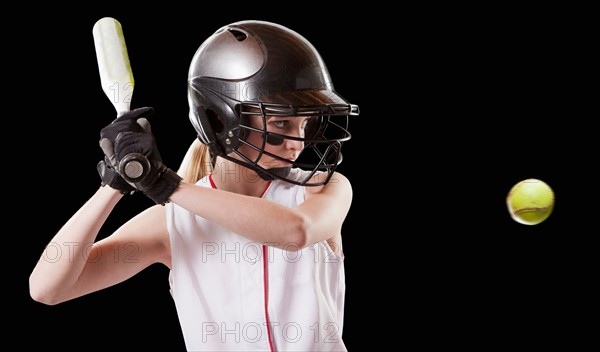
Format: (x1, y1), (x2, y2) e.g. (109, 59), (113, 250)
(97, 157), (136, 194)
(98, 107), (155, 193)
(112, 111), (182, 205)
(99, 107), (154, 170)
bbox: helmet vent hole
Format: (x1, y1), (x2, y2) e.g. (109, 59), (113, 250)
(206, 109), (224, 133)
(227, 29), (248, 42)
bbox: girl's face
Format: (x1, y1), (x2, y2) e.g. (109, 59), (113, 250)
(241, 115), (313, 169)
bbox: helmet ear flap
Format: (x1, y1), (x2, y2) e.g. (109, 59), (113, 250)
(189, 86), (245, 156)
(189, 105), (222, 156)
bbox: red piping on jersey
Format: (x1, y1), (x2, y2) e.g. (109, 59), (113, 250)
(208, 173), (217, 189)
(263, 245), (275, 351)
(259, 181), (274, 351)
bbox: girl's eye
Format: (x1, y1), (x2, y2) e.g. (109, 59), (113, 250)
(272, 120), (287, 129)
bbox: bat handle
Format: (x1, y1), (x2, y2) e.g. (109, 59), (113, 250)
(119, 153), (151, 183)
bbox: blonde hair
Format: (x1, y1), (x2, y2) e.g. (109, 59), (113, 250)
(177, 138), (213, 184)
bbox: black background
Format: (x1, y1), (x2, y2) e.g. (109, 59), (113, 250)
(13, 5), (596, 351)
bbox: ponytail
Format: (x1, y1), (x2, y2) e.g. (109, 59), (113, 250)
(177, 138), (213, 184)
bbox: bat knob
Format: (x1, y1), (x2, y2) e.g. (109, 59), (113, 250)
(119, 153), (151, 183)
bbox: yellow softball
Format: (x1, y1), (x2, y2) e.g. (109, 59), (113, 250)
(506, 178), (555, 225)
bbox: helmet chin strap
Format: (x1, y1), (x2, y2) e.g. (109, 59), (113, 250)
(256, 166), (292, 181)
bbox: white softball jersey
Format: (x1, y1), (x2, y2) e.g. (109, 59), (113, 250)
(165, 169), (347, 351)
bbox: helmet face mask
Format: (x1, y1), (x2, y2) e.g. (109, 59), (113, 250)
(188, 20), (359, 186)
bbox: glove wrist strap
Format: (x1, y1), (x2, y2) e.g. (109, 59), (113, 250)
(145, 168), (183, 205)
